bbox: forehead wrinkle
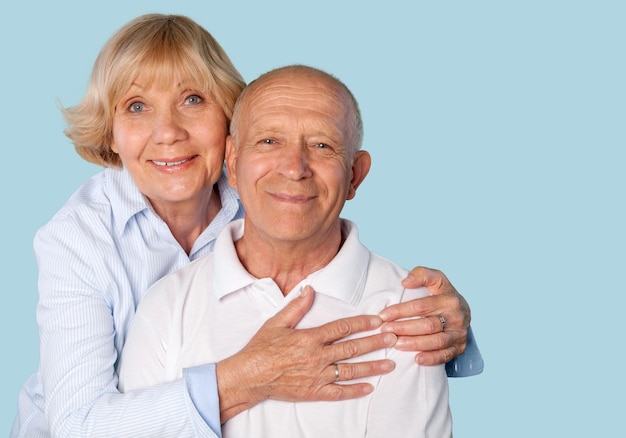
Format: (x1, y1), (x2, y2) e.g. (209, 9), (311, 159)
(246, 90), (348, 127)
(246, 110), (345, 144)
(247, 74), (345, 105)
(236, 70), (353, 150)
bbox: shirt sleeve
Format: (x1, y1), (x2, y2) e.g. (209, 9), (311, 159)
(445, 326), (484, 377)
(33, 217), (219, 438)
(184, 365), (222, 437)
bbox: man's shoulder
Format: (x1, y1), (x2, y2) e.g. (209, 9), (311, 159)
(143, 253), (215, 306)
(364, 252), (430, 301)
(366, 252), (410, 283)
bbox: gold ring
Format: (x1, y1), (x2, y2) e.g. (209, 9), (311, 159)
(334, 363), (339, 380)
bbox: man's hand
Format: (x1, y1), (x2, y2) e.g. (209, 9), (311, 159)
(217, 286), (397, 423)
(379, 266), (470, 366)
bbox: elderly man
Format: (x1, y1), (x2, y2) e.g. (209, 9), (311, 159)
(119, 65), (452, 437)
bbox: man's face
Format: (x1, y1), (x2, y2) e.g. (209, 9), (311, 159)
(226, 70), (369, 246)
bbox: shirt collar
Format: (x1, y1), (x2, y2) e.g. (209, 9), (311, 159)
(106, 167), (151, 237)
(107, 166), (243, 240)
(190, 174), (243, 257)
(212, 219), (370, 306)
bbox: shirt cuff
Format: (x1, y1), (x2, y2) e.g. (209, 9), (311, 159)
(183, 363), (222, 437)
(445, 326), (484, 377)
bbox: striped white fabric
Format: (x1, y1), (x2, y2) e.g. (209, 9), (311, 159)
(12, 167), (243, 438)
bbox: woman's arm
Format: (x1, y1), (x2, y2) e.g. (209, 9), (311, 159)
(380, 266), (483, 375)
(35, 218), (216, 438)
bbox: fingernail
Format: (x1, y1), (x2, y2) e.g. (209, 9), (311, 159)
(395, 338), (409, 348)
(381, 361), (395, 371)
(369, 316), (383, 327)
(362, 385), (374, 394)
(380, 324), (392, 333)
(383, 333), (397, 345)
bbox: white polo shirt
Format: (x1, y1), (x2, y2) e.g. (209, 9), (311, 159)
(119, 219), (452, 438)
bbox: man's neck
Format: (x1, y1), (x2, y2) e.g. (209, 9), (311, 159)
(234, 221), (344, 295)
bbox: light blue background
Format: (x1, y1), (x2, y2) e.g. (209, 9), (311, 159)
(2, 1), (624, 436)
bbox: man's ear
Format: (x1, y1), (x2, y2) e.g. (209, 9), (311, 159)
(347, 150), (371, 200)
(225, 136), (238, 189)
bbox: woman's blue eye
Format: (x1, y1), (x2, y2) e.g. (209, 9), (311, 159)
(186, 95), (202, 105)
(129, 102), (144, 112)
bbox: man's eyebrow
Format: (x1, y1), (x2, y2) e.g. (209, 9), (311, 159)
(247, 124), (282, 136)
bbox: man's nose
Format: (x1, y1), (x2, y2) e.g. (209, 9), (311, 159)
(278, 144), (313, 180)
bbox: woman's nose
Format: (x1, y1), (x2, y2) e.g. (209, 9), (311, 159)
(151, 109), (187, 145)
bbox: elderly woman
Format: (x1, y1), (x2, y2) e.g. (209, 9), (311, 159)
(12, 14), (481, 438)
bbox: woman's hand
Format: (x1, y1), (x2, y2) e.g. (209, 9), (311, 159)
(216, 286), (397, 423)
(379, 266), (471, 366)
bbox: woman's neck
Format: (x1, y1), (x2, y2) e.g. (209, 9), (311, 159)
(152, 185), (222, 255)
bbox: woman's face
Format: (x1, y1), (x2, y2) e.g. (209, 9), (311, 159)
(111, 74), (228, 212)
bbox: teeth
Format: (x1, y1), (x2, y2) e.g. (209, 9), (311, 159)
(152, 158), (191, 166)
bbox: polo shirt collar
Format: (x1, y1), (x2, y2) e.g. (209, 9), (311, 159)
(212, 219), (370, 306)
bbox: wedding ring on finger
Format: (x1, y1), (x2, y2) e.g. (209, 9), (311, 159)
(334, 363), (340, 381)
(438, 315), (446, 331)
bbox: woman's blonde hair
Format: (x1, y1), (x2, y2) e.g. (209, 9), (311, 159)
(63, 14), (245, 167)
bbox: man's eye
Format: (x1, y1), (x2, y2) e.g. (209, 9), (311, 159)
(315, 143), (330, 149)
(129, 102), (145, 113)
(262, 139), (276, 145)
